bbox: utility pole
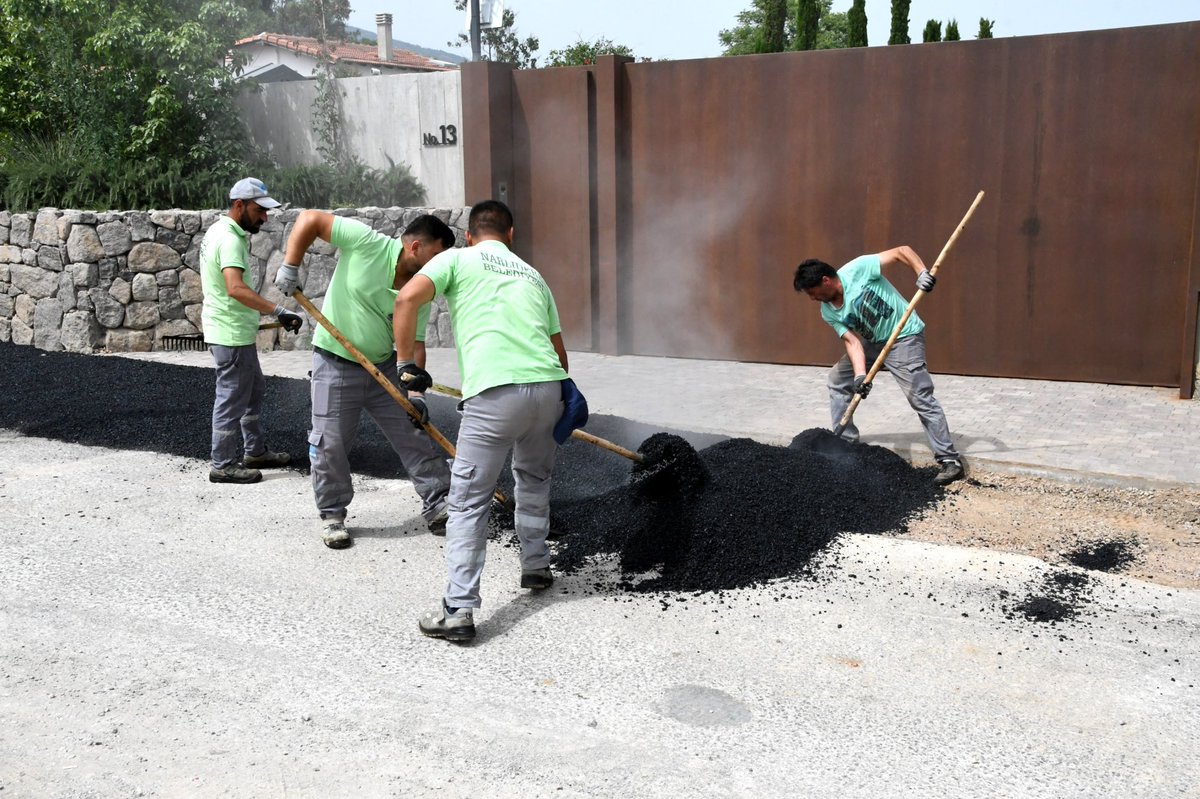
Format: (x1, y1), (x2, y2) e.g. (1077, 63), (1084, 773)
(470, 0), (481, 61)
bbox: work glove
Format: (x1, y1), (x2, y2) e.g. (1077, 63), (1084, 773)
(915, 269), (936, 293)
(852, 374), (872, 398)
(407, 394), (430, 427)
(276, 308), (303, 334)
(397, 361), (433, 393)
(274, 263), (301, 297)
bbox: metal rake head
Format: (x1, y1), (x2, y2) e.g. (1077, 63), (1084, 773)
(160, 334), (209, 352)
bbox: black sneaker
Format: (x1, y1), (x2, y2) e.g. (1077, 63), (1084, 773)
(520, 567), (554, 590)
(933, 460), (965, 486)
(209, 465), (262, 484)
(418, 604), (475, 642)
(243, 450), (291, 469)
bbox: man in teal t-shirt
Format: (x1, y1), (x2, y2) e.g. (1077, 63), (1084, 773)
(276, 211), (457, 550)
(199, 177), (304, 485)
(793, 246), (963, 486)
(394, 200), (573, 642)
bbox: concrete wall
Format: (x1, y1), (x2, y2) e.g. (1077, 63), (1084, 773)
(0, 207), (466, 354)
(237, 71), (465, 208)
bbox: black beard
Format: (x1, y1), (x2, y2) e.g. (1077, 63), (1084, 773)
(237, 208), (262, 234)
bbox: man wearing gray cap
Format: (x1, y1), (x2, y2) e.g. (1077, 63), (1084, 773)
(200, 178), (304, 484)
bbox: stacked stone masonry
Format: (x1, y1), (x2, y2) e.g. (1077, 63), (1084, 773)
(0, 207), (467, 353)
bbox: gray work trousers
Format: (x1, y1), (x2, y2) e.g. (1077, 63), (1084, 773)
(444, 382), (562, 609)
(308, 348), (451, 523)
(828, 332), (960, 463)
(210, 344), (268, 469)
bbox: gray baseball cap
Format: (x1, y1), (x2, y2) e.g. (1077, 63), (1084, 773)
(229, 177), (281, 209)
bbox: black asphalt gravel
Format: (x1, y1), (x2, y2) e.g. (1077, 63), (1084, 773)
(0, 343), (942, 596)
(1065, 539), (1137, 573)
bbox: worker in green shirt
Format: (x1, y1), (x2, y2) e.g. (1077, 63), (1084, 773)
(793, 247), (963, 485)
(199, 178), (303, 485)
(394, 200), (580, 643)
(276, 211), (456, 549)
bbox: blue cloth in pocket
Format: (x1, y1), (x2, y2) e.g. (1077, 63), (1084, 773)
(553, 378), (589, 445)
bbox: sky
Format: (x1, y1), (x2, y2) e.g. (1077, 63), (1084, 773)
(346, 0), (1200, 62)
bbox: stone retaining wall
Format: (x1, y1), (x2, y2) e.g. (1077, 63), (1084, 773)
(0, 206), (467, 353)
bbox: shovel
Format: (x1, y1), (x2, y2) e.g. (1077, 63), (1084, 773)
(290, 290), (511, 508)
(833, 190), (985, 438)
(430, 382), (644, 464)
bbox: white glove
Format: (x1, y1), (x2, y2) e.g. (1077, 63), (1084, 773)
(274, 263), (301, 296)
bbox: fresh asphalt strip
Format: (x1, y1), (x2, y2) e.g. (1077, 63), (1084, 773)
(0, 342), (1106, 621)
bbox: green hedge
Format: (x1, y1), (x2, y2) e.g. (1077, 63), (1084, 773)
(0, 134), (426, 212)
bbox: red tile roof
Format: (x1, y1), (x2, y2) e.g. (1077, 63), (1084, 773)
(234, 33), (455, 72)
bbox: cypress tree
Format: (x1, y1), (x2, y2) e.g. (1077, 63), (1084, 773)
(889, 0), (911, 45)
(922, 19), (942, 43)
(795, 0), (821, 51)
(978, 18), (994, 39)
(848, 0), (868, 47)
(760, 0), (787, 53)
(945, 19), (960, 41)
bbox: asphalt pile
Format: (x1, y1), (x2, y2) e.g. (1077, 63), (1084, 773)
(1065, 539), (1136, 573)
(551, 428), (944, 592)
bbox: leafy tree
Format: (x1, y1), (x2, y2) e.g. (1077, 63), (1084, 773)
(978, 18), (994, 39)
(922, 19), (942, 43)
(889, 0), (911, 45)
(720, 0), (846, 55)
(546, 37), (637, 66)
(265, 0), (351, 40)
(815, 8), (848, 49)
(0, 0), (251, 163)
(0, 0), (262, 209)
(233, 0), (352, 40)
(793, 0), (820, 51)
(847, 0), (868, 47)
(945, 19), (960, 41)
(452, 0), (540, 68)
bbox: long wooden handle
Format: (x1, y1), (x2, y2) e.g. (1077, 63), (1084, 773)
(834, 190), (985, 434)
(431, 382), (645, 464)
(291, 291), (511, 507)
(293, 291), (456, 452)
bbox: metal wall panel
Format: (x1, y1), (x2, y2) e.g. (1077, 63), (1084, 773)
(464, 24), (1200, 389)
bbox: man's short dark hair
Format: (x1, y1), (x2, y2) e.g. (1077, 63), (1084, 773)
(793, 259), (837, 291)
(403, 214), (455, 249)
(468, 200), (514, 238)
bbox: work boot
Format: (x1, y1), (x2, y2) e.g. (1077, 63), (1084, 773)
(933, 459), (965, 486)
(520, 566), (554, 590)
(209, 465), (262, 484)
(428, 501), (449, 536)
(243, 450), (291, 469)
(321, 517), (351, 549)
(418, 603), (475, 642)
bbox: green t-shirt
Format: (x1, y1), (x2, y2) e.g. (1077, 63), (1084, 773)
(199, 215), (258, 347)
(418, 239), (567, 399)
(312, 217), (430, 365)
(820, 254), (924, 343)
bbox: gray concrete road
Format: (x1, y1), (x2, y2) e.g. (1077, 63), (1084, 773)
(1, 430), (1196, 798)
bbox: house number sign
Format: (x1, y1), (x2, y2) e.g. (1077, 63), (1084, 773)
(423, 124), (458, 147)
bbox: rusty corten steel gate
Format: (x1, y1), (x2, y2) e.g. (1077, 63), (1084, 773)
(463, 23), (1200, 396)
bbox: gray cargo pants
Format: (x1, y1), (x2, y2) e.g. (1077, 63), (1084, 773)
(444, 381), (562, 609)
(828, 332), (960, 463)
(210, 343), (268, 470)
(308, 348), (451, 523)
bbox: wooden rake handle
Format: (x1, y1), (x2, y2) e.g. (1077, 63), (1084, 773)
(290, 292), (511, 507)
(430, 382), (645, 464)
(834, 190), (986, 436)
